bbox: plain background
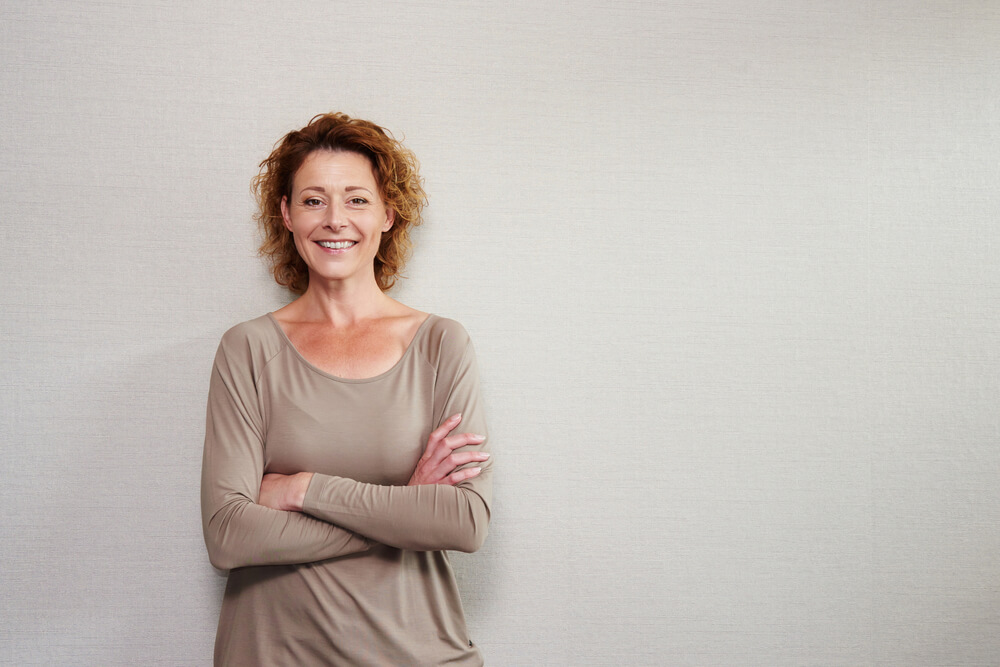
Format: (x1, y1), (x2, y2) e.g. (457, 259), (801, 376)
(2, 1), (998, 665)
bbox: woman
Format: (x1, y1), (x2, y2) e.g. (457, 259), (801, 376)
(201, 112), (493, 666)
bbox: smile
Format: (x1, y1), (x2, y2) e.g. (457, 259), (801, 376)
(316, 240), (357, 250)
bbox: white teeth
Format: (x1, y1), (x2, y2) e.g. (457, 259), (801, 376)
(317, 241), (356, 249)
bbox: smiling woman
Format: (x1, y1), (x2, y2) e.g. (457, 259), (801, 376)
(254, 113), (425, 294)
(201, 113), (493, 666)
(279, 151), (395, 292)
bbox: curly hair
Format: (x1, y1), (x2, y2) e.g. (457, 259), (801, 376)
(252, 112), (427, 293)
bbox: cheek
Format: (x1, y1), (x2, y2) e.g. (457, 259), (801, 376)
(290, 231), (311, 260)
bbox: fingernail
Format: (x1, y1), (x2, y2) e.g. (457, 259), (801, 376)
(479, 453), (490, 459)
(472, 434), (485, 440)
(453, 413), (462, 421)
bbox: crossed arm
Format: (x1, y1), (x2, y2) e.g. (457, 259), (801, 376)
(201, 329), (492, 571)
(258, 413), (491, 552)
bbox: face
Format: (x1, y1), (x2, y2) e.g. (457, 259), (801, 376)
(281, 150), (394, 288)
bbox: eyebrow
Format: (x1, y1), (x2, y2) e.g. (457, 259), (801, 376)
(300, 185), (374, 194)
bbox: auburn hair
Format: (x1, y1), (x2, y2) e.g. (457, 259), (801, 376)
(252, 112), (427, 293)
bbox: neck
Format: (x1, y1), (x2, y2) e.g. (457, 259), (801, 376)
(295, 274), (393, 326)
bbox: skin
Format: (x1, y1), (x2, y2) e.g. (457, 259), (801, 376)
(257, 150), (488, 512)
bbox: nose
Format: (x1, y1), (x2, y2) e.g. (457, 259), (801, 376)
(324, 202), (348, 230)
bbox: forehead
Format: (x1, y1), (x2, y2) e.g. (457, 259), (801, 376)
(293, 150), (378, 189)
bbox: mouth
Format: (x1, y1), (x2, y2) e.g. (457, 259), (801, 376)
(316, 240), (357, 250)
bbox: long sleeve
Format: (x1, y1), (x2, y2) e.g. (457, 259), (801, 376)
(301, 331), (493, 552)
(201, 331), (371, 570)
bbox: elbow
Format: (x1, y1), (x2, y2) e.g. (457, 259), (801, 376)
(207, 547), (235, 572)
(453, 521), (489, 553)
(400, 487), (490, 553)
(203, 525), (238, 571)
(447, 490), (491, 553)
(204, 534), (241, 571)
(202, 504), (249, 571)
(421, 521), (486, 553)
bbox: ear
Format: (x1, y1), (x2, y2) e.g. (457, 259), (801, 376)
(382, 208), (395, 233)
(280, 196), (293, 232)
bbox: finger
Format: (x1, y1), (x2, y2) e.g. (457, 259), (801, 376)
(421, 414), (463, 459)
(441, 432), (486, 451)
(429, 454), (485, 480)
(444, 451), (490, 468)
(430, 413), (462, 441)
(426, 433), (485, 469)
(446, 466), (482, 485)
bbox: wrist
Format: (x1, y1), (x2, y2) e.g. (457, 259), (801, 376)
(293, 472), (314, 511)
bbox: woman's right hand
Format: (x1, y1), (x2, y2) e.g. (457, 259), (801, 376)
(407, 414), (489, 486)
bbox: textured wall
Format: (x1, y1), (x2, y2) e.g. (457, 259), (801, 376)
(2, 1), (998, 665)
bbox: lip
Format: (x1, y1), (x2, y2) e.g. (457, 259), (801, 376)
(314, 240), (358, 254)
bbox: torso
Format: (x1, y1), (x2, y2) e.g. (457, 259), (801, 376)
(210, 313), (487, 666)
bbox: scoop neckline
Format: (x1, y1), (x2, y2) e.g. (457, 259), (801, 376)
(265, 312), (435, 384)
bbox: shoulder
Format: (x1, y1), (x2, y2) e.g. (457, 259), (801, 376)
(417, 315), (477, 370)
(425, 314), (472, 345)
(214, 314), (286, 373)
(218, 313), (282, 350)
(418, 317), (483, 403)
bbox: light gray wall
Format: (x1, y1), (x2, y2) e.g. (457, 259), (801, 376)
(2, 1), (998, 665)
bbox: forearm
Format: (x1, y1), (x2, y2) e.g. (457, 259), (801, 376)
(202, 356), (372, 570)
(202, 489), (371, 570)
(301, 474), (490, 553)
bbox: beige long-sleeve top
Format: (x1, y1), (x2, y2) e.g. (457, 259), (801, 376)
(201, 313), (492, 666)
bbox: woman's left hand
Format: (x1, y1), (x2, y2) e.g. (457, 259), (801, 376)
(408, 413), (489, 486)
(259, 472), (314, 512)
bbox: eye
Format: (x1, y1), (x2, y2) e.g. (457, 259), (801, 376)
(303, 197), (323, 207)
(348, 197), (369, 206)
